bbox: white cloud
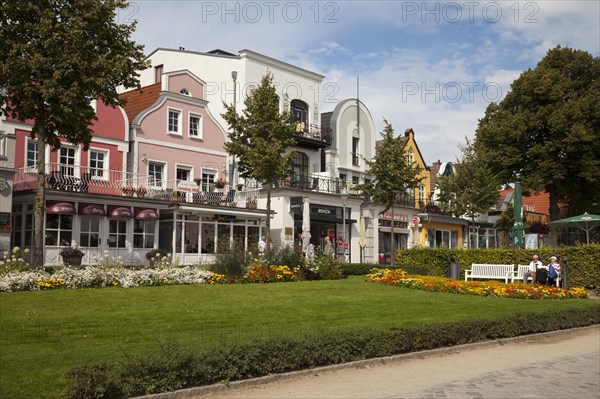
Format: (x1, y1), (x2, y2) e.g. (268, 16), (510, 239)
(128, 0), (599, 164)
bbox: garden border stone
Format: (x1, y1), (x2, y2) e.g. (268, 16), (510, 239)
(132, 324), (599, 399)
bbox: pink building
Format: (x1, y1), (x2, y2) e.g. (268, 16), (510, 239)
(7, 70), (264, 266)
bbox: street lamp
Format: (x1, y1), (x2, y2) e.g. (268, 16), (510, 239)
(340, 188), (349, 262)
(230, 71), (238, 187)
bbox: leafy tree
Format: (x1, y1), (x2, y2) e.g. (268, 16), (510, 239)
(360, 120), (423, 263)
(436, 139), (499, 248)
(0, 0), (147, 265)
(222, 72), (297, 257)
(475, 46), (600, 220)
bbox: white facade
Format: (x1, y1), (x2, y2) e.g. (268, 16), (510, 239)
(138, 48), (325, 136)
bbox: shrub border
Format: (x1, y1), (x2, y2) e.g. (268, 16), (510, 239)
(133, 324), (600, 399)
(67, 307), (600, 399)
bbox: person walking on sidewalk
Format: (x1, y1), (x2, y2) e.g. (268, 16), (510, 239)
(523, 254), (544, 284)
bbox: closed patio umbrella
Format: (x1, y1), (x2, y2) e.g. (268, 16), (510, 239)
(512, 182), (525, 248)
(301, 197), (311, 253)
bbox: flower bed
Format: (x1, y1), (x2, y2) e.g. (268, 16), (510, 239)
(0, 266), (213, 292)
(366, 268), (589, 299)
(243, 264), (301, 283)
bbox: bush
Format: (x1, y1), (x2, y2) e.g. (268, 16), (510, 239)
(0, 247), (31, 273)
(312, 255), (345, 280)
(145, 248), (168, 261)
(269, 244), (303, 269)
(211, 240), (246, 276)
(66, 307), (600, 399)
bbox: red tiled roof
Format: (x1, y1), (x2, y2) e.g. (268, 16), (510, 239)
(119, 83), (162, 123)
(499, 189), (552, 215)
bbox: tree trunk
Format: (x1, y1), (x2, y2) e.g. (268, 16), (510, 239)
(265, 182), (272, 259)
(549, 190), (560, 221)
(390, 205), (395, 265)
(33, 114), (46, 266)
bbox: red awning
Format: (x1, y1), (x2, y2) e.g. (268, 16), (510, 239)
(108, 206), (133, 218)
(78, 203), (106, 216)
(134, 208), (159, 220)
(45, 201), (77, 215)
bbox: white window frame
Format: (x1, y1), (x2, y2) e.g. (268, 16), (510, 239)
(201, 169), (217, 192)
(59, 145), (80, 177)
(134, 219), (156, 249)
(88, 148), (109, 181)
(26, 138), (38, 171)
(167, 108), (182, 135)
(148, 161), (166, 188)
(419, 184), (425, 203)
(188, 113), (203, 139)
(407, 149), (414, 165)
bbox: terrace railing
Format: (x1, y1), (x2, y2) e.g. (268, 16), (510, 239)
(13, 163), (261, 209)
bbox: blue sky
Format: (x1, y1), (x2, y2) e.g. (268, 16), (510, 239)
(126, 0), (599, 163)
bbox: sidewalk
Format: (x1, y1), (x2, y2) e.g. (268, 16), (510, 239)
(190, 326), (600, 399)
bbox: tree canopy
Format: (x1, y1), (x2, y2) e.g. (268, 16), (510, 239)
(361, 120), (423, 260)
(436, 138), (499, 222)
(222, 72), (297, 250)
(0, 0), (148, 265)
(0, 0), (148, 149)
(361, 120), (423, 214)
(475, 46), (600, 220)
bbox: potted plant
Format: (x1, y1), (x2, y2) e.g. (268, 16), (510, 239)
(215, 177), (227, 189)
(60, 247), (84, 266)
(236, 183), (244, 191)
(146, 248), (168, 266)
(246, 197), (258, 209)
(194, 177), (203, 186)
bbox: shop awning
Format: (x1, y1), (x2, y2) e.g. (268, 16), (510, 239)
(134, 208), (159, 220)
(45, 201), (77, 215)
(78, 203), (106, 216)
(108, 206), (133, 218)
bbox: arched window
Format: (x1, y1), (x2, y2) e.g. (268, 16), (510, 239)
(290, 99), (308, 126)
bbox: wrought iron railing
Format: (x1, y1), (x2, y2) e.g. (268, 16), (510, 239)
(294, 122), (332, 144)
(13, 163), (261, 209)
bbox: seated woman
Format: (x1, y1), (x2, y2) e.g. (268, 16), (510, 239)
(547, 256), (561, 286)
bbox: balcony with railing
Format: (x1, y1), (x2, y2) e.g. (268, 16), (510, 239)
(418, 199), (452, 215)
(12, 163), (262, 210)
(293, 122), (332, 148)
(275, 173), (345, 194)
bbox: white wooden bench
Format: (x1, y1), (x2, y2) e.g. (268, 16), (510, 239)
(513, 265), (561, 286)
(464, 264), (515, 283)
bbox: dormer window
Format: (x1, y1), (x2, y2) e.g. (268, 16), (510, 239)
(180, 88), (190, 96)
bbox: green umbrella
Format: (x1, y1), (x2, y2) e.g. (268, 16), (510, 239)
(512, 182), (525, 248)
(548, 212), (600, 244)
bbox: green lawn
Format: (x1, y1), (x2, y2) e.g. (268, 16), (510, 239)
(1, 276), (598, 399)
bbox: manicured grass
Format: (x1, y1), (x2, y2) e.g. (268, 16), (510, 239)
(1, 277), (598, 399)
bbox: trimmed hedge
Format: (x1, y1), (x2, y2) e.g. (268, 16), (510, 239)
(393, 244), (600, 291)
(66, 307), (600, 399)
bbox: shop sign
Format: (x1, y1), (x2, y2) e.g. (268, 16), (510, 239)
(177, 180), (199, 193)
(290, 196), (303, 212)
(381, 212), (409, 221)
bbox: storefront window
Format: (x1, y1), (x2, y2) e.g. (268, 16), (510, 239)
(201, 221), (215, 253)
(46, 214), (73, 246)
(108, 220), (127, 248)
(80, 217), (100, 247)
(133, 220), (156, 249)
(428, 228), (458, 249)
